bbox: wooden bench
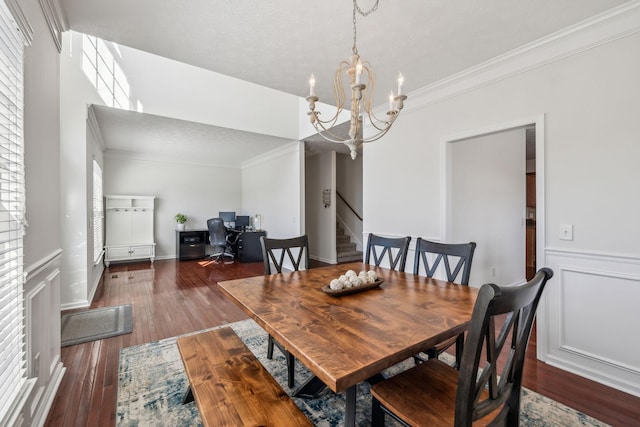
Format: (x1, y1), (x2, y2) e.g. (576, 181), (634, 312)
(176, 326), (312, 427)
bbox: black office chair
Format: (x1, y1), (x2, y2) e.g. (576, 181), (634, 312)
(365, 233), (411, 271)
(413, 238), (477, 367)
(371, 268), (553, 426)
(260, 234), (310, 388)
(207, 218), (239, 263)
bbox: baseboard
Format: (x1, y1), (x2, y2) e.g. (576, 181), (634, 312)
(29, 362), (66, 427)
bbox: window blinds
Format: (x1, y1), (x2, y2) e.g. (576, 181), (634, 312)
(93, 160), (103, 263)
(0, 2), (27, 423)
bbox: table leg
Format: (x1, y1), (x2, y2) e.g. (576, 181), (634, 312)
(293, 375), (327, 399)
(344, 385), (356, 427)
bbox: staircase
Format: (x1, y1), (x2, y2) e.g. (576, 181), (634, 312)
(336, 223), (363, 263)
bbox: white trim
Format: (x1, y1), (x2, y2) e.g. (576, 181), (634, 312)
(103, 149), (241, 170)
(4, 0), (33, 46)
(400, 1), (640, 113)
(38, 0), (67, 52)
(545, 246), (640, 263)
(24, 249), (63, 280)
(241, 140), (301, 169)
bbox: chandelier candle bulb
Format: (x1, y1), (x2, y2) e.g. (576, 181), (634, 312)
(389, 91), (395, 112)
(309, 74), (316, 97)
(397, 72), (404, 95)
(355, 60), (362, 84)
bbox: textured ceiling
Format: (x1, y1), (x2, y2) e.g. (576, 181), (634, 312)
(62, 0), (631, 162)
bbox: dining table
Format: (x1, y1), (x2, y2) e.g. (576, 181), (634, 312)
(218, 261), (478, 426)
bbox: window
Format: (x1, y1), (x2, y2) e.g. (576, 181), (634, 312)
(92, 160), (103, 263)
(0, 2), (28, 423)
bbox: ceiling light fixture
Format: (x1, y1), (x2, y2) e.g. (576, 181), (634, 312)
(306, 0), (407, 160)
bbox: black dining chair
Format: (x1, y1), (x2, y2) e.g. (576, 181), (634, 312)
(371, 268), (553, 427)
(259, 234), (310, 388)
(365, 234), (411, 271)
(413, 238), (476, 367)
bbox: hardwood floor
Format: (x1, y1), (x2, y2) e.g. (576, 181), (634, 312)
(45, 259), (639, 426)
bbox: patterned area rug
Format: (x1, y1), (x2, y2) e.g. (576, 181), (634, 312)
(117, 319), (609, 426)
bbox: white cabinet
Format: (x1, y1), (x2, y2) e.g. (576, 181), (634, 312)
(105, 195), (156, 266)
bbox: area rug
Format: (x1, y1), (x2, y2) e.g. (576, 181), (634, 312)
(61, 304), (133, 347)
(116, 319), (609, 426)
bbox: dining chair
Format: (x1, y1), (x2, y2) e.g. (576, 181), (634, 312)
(413, 238), (476, 367)
(371, 268), (553, 427)
(365, 234), (411, 271)
(259, 234), (310, 388)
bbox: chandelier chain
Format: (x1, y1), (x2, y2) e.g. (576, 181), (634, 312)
(352, 0), (379, 55)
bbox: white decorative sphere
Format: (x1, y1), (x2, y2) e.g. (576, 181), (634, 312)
(330, 279), (344, 290)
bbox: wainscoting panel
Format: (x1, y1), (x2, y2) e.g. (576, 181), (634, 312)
(540, 249), (640, 397)
(23, 251), (65, 427)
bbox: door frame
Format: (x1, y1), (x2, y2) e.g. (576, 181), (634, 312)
(440, 114), (547, 355)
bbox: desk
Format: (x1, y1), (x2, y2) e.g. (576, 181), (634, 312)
(176, 229), (266, 262)
(176, 229), (209, 260)
(218, 261), (478, 426)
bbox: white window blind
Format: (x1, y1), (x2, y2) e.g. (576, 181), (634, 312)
(0, 2), (27, 423)
(93, 160), (103, 263)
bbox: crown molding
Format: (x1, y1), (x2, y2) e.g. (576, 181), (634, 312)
(402, 1), (640, 113)
(38, 0), (68, 52)
(103, 149), (241, 170)
(241, 140), (300, 169)
(4, 0), (34, 46)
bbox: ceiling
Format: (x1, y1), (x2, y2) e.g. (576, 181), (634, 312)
(62, 0), (630, 162)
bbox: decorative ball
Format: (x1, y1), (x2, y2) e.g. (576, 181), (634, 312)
(330, 279), (344, 290)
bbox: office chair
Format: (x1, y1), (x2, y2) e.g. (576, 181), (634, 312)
(207, 218), (239, 263)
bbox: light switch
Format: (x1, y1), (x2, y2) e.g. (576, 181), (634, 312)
(559, 224), (573, 241)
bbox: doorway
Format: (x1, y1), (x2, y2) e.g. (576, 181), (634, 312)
(441, 115), (545, 287)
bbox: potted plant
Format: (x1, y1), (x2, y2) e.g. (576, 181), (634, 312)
(175, 213), (187, 231)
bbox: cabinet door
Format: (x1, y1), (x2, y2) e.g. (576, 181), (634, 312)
(106, 209), (132, 245)
(130, 209), (153, 244)
(107, 246), (131, 259)
(131, 245), (154, 257)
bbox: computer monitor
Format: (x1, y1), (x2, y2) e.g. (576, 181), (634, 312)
(235, 215), (250, 229)
(219, 211), (236, 227)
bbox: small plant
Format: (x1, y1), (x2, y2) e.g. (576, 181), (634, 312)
(174, 213), (187, 224)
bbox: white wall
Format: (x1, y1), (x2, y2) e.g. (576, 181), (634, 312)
(451, 128), (526, 287)
(241, 142), (304, 240)
(60, 31), (105, 308)
(363, 16), (640, 396)
(305, 151), (336, 263)
(336, 152), (363, 250)
(20, 0), (66, 424)
(103, 154), (242, 258)
(120, 42), (300, 140)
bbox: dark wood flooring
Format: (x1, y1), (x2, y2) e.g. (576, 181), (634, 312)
(45, 259), (640, 426)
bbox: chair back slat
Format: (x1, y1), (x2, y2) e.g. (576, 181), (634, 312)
(413, 238), (476, 285)
(454, 268), (553, 426)
(365, 234), (411, 272)
(260, 235), (309, 275)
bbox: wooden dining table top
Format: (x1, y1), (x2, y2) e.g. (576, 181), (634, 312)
(218, 261), (478, 393)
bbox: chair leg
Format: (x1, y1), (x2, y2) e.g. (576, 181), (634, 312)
(454, 333), (464, 369)
(371, 397), (385, 427)
(267, 335), (274, 359)
(286, 351), (295, 388)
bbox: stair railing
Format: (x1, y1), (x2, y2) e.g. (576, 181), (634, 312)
(336, 191), (362, 221)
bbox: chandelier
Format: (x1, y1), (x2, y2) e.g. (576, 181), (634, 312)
(306, 0), (407, 160)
